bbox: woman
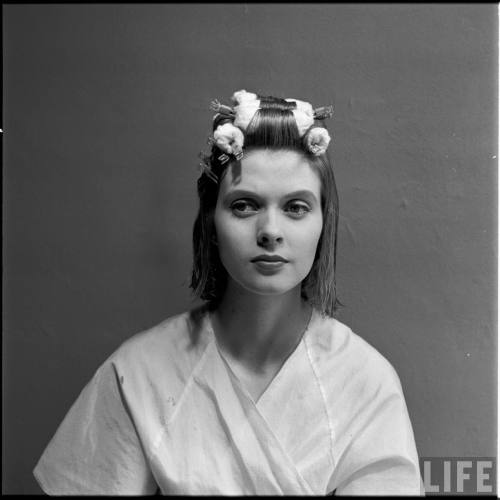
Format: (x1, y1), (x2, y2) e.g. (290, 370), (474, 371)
(34, 90), (423, 495)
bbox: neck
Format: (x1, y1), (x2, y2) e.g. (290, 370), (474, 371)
(211, 279), (312, 369)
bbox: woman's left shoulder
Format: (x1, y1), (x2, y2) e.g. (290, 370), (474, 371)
(307, 310), (403, 392)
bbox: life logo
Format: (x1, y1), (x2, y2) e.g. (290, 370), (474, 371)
(419, 457), (496, 495)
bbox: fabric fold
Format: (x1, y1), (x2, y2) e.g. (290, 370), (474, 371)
(151, 340), (315, 495)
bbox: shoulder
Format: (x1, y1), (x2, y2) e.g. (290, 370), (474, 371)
(104, 306), (212, 379)
(307, 310), (403, 398)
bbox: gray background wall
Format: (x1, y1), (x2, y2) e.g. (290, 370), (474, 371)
(3, 4), (497, 494)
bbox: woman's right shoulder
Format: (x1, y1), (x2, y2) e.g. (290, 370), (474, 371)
(105, 305), (212, 376)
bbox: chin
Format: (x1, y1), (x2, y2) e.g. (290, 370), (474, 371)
(237, 277), (302, 297)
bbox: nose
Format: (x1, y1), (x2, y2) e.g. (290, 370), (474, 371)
(256, 209), (284, 248)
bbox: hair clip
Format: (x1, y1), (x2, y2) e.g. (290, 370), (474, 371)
(198, 157), (219, 182)
(218, 153), (230, 164)
(210, 99), (235, 116)
(313, 105), (334, 120)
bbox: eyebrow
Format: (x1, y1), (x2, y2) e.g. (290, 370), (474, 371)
(222, 189), (319, 204)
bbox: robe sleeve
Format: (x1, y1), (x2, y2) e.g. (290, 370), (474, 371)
(328, 360), (425, 496)
(33, 357), (158, 495)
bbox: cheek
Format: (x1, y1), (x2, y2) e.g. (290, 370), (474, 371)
(297, 216), (323, 255)
(214, 212), (249, 259)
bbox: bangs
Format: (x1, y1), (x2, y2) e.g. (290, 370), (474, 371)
(244, 107), (302, 150)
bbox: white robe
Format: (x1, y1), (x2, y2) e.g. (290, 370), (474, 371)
(33, 306), (424, 495)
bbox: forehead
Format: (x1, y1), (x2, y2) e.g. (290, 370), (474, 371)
(220, 149), (321, 196)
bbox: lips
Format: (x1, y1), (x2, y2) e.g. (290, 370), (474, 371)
(251, 254), (289, 263)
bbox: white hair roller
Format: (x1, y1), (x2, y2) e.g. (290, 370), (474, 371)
(285, 98), (315, 137)
(305, 127), (331, 156)
(213, 122), (245, 159)
(231, 90), (261, 131)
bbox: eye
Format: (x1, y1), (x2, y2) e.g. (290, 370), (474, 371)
(231, 199), (258, 216)
(285, 201), (311, 218)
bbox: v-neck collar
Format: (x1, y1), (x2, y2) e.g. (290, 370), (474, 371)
(205, 306), (317, 406)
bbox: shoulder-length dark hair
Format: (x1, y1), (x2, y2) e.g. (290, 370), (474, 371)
(190, 95), (340, 317)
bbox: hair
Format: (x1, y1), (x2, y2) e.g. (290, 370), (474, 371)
(190, 94), (341, 317)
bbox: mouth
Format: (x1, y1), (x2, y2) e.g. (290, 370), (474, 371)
(251, 255), (289, 263)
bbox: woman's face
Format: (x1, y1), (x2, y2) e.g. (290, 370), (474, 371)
(214, 149), (323, 297)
